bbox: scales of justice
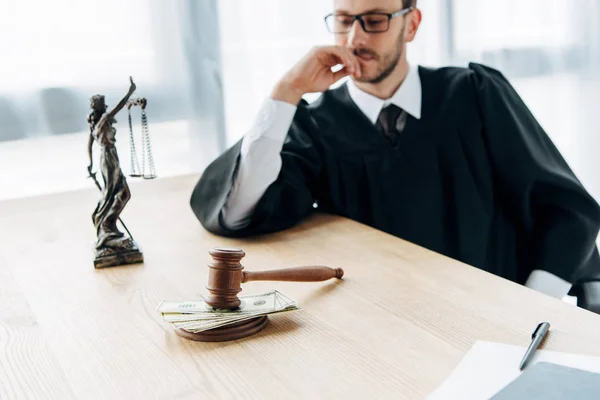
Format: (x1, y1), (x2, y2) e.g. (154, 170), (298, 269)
(86, 77), (156, 268)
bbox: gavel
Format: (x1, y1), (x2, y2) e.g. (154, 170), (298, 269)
(205, 247), (344, 309)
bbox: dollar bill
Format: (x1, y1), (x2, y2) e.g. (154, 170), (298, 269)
(275, 291), (297, 309)
(158, 291), (279, 314)
(162, 313), (233, 323)
(158, 290), (299, 333)
(175, 306), (298, 333)
(174, 294), (298, 332)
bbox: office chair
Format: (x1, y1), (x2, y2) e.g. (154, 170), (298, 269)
(0, 97), (26, 141)
(39, 87), (87, 135)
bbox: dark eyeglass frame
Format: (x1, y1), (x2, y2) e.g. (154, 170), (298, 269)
(324, 7), (414, 34)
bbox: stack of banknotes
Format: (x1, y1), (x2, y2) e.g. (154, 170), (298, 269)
(157, 290), (299, 333)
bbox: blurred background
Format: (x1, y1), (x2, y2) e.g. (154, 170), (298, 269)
(0, 0), (599, 204)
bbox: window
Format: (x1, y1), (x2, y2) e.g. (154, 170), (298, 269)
(0, 0), (225, 199)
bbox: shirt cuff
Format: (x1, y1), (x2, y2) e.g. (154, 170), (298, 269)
(244, 97), (297, 143)
(525, 269), (572, 299)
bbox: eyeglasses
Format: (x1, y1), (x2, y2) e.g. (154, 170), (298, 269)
(324, 7), (414, 34)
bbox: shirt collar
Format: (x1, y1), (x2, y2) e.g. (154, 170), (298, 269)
(346, 63), (422, 124)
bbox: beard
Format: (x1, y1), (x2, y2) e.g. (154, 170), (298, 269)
(353, 29), (405, 84)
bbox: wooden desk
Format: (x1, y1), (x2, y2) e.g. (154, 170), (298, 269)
(1, 175), (600, 399)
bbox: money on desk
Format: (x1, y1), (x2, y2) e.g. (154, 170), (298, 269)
(157, 290), (299, 333)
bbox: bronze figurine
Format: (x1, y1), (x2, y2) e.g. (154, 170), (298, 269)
(87, 77), (144, 268)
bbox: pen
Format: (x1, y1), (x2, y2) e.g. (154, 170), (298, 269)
(519, 321), (551, 370)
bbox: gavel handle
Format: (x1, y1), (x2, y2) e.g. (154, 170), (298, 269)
(242, 266), (344, 283)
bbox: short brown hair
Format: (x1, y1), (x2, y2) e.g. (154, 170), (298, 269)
(403, 0), (417, 8)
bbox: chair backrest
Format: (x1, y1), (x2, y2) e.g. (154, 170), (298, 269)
(39, 87), (88, 135)
(0, 96), (26, 142)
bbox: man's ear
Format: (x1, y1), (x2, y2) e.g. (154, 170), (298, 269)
(404, 8), (422, 43)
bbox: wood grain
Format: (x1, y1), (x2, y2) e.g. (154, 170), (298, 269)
(1, 174), (600, 399)
(0, 260), (75, 399)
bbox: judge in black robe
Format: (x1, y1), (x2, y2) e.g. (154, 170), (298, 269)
(190, 62), (600, 292)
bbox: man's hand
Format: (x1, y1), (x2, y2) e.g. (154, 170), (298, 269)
(272, 46), (361, 105)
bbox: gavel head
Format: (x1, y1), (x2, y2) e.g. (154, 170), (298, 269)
(205, 247), (246, 310)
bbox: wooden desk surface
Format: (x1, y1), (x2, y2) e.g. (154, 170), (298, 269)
(1, 174), (600, 399)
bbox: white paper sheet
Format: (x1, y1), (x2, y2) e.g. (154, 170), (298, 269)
(427, 341), (600, 400)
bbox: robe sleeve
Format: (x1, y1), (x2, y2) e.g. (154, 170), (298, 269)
(190, 100), (322, 237)
(469, 62), (600, 284)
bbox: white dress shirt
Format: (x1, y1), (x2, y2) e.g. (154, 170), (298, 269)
(220, 64), (572, 300)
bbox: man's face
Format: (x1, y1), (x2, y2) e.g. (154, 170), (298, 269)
(332, 0), (410, 83)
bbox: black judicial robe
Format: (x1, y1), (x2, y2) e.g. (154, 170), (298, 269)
(190, 62), (600, 287)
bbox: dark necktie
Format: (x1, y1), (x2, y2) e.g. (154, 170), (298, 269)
(376, 104), (407, 146)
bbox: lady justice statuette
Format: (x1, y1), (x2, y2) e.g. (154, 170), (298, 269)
(86, 76), (156, 268)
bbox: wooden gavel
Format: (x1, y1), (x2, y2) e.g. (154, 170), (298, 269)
(205, 247), (344, 309)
